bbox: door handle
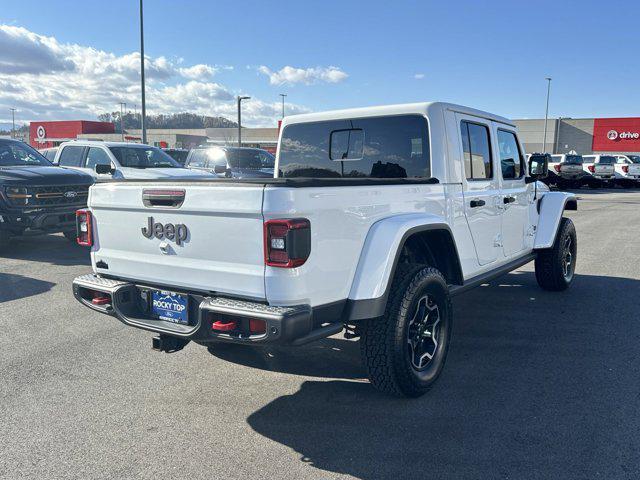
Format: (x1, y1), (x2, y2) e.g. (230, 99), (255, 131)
(503, 196), (516, 204)
(470, 199), (485, 208)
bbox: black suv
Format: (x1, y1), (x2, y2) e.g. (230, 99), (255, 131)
(0, 139), (94, 250)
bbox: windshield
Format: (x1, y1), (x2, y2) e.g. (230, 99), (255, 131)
(598, 156), (615, 164)
(226, 149), (275, 169)
(164, 149), (189, 164)
(626, 155), (640, 163)
(109, 146), (180, 168)
(564, 155), (583, 164)
(0, 140), (51, 167)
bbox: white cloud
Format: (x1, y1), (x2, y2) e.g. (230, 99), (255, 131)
(413, 73), (425, 80)
(178, 64), (216, 80)
(0, 24), (299, 126)
(258, 65), (348, 85)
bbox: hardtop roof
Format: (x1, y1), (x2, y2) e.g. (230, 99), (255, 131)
(281, 101), (514, 128)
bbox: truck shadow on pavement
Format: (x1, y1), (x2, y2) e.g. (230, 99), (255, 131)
(243, 270), (640, 480)
(0, 272), (55, 303)
(0, 234), (90, 266)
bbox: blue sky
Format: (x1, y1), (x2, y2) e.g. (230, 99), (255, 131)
(2, 0), (640, 127)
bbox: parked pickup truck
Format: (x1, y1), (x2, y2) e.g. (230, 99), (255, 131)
(582, 154), (616, 186)
(72, 102), (578, 397)
(0, 138), (93, 250)
(547, 154), (591, 188)
(614, 154), (640, 187)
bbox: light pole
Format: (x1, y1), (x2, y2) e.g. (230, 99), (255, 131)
(279, 93), (287, 119)
(119, 102), (126, 141)
(237, 96), (250, 147)
(542, 77), (552, 153)
(10, 108), (16, 139)
(139, 0), (147, 144)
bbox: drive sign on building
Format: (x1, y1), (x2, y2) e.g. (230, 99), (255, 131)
(593, 118), (640, 152)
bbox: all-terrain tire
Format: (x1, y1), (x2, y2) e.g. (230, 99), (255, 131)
(535, 217), (577, 291)
(360, 264), (452, 398)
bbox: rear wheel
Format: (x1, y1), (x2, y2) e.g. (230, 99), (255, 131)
(535, 217), (577, 291)
(360, 264), (452, 397)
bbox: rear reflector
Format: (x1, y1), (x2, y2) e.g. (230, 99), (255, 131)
(264, 218), (311, 268)
(212, 320), (237, 332)
(249, 319), (266, 334)
(76, 209), (93, 246)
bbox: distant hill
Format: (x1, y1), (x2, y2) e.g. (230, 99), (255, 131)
(0, 124), (28, 136)
(98, 112), (238, 131)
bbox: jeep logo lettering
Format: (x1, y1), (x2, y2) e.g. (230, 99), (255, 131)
(141, 217), (188, 245)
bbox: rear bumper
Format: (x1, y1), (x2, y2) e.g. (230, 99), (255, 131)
(72, 273), (341, 346)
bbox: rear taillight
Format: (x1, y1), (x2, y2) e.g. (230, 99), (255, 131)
(264, 218), (311, 268)
(588, 165), (595, 173)
(554, 164), (561, 173)
(622, 165), (629, 173)
(76, 209), (93, 246)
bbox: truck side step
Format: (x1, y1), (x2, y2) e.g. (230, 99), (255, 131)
(290, 323), (343, 346)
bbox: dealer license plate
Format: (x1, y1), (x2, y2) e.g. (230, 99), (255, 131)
(151, 290), (189, 324)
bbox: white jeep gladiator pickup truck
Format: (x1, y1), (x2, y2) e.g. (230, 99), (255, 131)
(72, 102), (578, 397)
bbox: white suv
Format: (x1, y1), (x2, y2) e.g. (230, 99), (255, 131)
(54, 141), (214, 180)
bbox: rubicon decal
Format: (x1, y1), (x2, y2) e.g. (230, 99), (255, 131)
(141, 217), (188, 245)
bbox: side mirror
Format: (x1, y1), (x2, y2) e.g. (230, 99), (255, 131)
(95, 163), (114, 175)
(213, 165), (228, 174)
(527, 153), (549, 182)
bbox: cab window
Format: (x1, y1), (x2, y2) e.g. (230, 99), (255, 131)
(279, 115), (430, 178)
(461, 121), (493, 180)
(58, 146), (85, 167)
(497, 130), (524, 179)
(85, 147), (112, 170)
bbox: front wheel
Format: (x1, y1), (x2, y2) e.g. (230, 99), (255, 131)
(535, 217), (577, 291)
(360, 265), (452, 397)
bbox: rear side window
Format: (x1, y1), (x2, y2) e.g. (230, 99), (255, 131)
(278, 115), (430, 178)
(58, 146), (84, 167)
(497, 130), (524, 179)
(461, 121), (492, 180)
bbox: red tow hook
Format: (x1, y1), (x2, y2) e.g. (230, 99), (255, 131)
(211, 320), (237, 332)
(91, 291), (111, 306)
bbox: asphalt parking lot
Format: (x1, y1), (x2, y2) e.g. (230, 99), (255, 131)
(1, 189), (639, 480)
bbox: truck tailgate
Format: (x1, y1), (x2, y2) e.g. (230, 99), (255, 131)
(89, 182), (266, 299)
